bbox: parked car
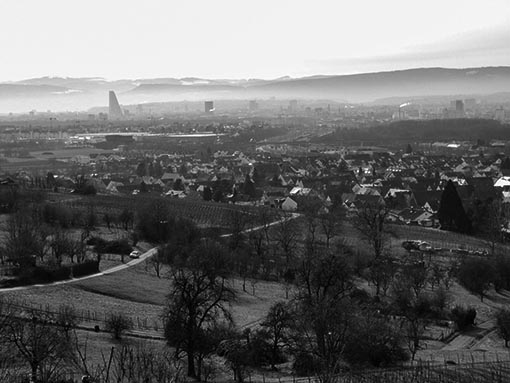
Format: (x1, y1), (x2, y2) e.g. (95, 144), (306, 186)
(129, 250), (141, 259)
(401, 240), (434, 253)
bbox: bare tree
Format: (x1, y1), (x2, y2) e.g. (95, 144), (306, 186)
(248, 230), (267, 269)
(151, 248), (165, 278)
(352, 201), (390, 261)
(481, 199), (504, 255)
(1, 309), (70, 382)
(50, 229), (73, 266)
(319, 210), (342, 249)
(163, 239), (236, 379)
(367, 256), (396, 297)
(300, 199), (323, 251)
(273, 211), (298, 268)
(2, 210), (43, 269)
(227, 208), (252, 251)
(404, 317), (426, 362)
(261, 301), (293, 369)
(105, 312), (133, 340)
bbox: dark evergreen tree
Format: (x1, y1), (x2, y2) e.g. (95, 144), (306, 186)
(153, 161), (163, 178)
(270, 174), (281, 187)
(139, 181), (149, 193)
(173, 178), (184, 191)
(203, 186), (213, 201)
(502, 157), (510, 171)
(135, 162), (146, 177)
(213, 189), (224, 202)
(437, 180), (472, 233)
(46, 172), (55, 187)
(242, 173), (256, 197)
(405, 143), (413, 154)
(252, 168), (263, 186)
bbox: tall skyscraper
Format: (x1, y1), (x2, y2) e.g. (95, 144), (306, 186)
(109, 91), (123, 119)
(204, 101), (214, 113)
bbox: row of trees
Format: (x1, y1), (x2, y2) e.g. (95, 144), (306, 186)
(1, 200), (138, 283)
(2, 209), (90, 271)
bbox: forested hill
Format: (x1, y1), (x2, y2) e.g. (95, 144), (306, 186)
(317, 119), (510, 144)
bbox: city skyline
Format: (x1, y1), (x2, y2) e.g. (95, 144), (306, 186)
(0, 0), (509, 82)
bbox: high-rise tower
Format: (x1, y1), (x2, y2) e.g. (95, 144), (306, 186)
(109, 91), (123, 119)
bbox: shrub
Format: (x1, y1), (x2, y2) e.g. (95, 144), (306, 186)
(87, 236), (107, 247)
(429, 287), (450, 318)
(17, 266), (71, 284)
(42, 203), (73, 227)
(344, 315), (409, 367)
(105, 312), (133, 340)
(496, 309), (510, 347)
(458, 258), (494, 301)
(71, 260), (99, 277)
(450, 305), (476, 331)
(103, 239), (132, 255)
(492, 255), (510, 292)
(56, 304), (79, 335)
(87, 237), (131, 255)
(5, 261), (99, 287)
(293, 352), (322, 376)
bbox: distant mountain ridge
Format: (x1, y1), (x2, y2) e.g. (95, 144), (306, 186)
(1, 67), (510, 113)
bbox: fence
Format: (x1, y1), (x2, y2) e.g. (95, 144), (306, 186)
(251, 359), (510, 383)
(3, 298), (164, 337)
(7, 360), (510, 383)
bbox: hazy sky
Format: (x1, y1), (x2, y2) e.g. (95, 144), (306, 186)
(1, 0), (509, 81)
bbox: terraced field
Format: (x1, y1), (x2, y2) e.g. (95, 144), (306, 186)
(66, 194), (277, 228)
(333, 361), (510, 383)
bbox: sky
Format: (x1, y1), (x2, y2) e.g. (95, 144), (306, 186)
(0, 0), (509, 81)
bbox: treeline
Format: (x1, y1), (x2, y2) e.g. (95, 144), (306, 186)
(0, 198), (139, 287)
(319, 119), (510, 144)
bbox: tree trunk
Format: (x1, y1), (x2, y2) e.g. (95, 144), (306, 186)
(187, 351), (196, 378)
(197, 356), (202, 381)
(271, 341), (278, 370)
(31, 362), (38, 382)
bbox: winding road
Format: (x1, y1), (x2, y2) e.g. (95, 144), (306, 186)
(0, 212), (299, 293)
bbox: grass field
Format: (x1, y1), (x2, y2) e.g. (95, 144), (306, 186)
(3, 254), (288, 334)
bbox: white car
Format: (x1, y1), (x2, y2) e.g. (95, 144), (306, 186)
(129, 250), (141, 259)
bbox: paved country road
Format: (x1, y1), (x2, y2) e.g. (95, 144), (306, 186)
(0, 212), (299, 293)
(0, 247), (159, 292)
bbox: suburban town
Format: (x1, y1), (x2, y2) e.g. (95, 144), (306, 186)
(2, 0), (510, 382)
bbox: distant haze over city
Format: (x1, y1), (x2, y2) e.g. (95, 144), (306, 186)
(1, 67), (510, 113)
(0, 0), (509, 112)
